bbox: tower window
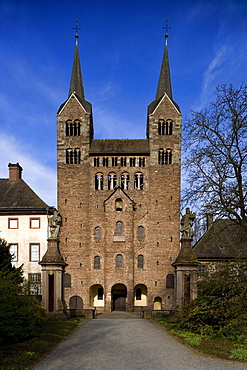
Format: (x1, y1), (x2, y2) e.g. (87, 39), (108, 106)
(134, 172), (144, 190)
(94, 226), (101, 241)
(95, 173), (103, 190)
(158, 149), (164, 165)
(94, 157), (100, 166)
(166, 274), (174, 289)
(115, 198), (123, 211)
(139, 157), (145, 167)
(65, 119), (81, 136)
(94, 256), (100, 269)
(74, 148), (81, 164)
(158, 119), (173, 135)
(112, 157), (118, 166)
(103, 157), (108, 167)
(116, 254), (123, 268)
(130, 157), (136, 167)
(108, 172), (117, 190)
(121, 157), (127, 166)
(66, 148), (80, 164)
(138, 226), (144, 240)
(116, 221), (123, 235)
(137, 255), (144, 269)
(121, 172), (129, 190)
(165, 149), (172, 164)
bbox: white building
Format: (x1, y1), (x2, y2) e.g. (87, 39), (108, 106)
(0, 163), (54, 295)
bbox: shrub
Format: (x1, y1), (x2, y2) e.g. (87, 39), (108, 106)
(229, 349), (247, 361)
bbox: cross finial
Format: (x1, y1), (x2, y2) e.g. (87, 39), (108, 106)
(162, 17), (171, 45)
(73, 18), (81, 45)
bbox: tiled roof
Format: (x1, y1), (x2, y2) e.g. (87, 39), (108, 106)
(193, 219), (247, 259)
(90, 139), (150, 155)
(0, 179), (49, 211)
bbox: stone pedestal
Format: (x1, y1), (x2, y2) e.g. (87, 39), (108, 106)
(39, 238), (67, 314)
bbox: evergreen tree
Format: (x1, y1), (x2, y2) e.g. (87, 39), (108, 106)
(0, 238), (45, 343)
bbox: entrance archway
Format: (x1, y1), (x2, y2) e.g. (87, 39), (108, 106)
(111, 284), (127, 311)
(134, 284), (147, 307)
(90, 284), (104, 307)
(153, 296), (162, 310)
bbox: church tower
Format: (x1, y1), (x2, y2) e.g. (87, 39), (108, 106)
(57, 28), (181, 312)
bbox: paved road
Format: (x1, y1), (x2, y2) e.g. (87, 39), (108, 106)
(34, 312), (247, 370)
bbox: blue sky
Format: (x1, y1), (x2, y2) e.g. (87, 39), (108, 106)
(0, 0), (247, 207)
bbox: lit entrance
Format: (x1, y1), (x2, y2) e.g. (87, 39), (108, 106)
(111, 284), (127, 311)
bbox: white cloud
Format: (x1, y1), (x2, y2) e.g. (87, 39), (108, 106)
(0, 133), (56, 207)
(195, 46), (227, 110)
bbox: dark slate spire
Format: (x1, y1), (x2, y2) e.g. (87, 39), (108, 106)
(68, 33), (85, 100)
(156, 33), (173, 101)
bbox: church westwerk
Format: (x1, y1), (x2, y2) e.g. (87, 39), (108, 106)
(52, 29), (189, 313)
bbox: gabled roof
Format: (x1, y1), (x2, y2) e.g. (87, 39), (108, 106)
(103, 186), (135, 206)
(57, 93), (92, 115)
(193, 219), (247, 260)
(90, 139), (150, 155)
(0, 179), (49, 212)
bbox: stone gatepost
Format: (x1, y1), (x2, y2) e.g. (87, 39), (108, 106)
(39, 237), (67, 314)
(173, 208), (199, 307)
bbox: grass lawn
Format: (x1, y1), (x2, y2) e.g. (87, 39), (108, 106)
(0, 318), (80, 369)
(158, 320), (247, 362)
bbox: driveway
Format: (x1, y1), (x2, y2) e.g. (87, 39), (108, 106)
(33, 312), (247, 370)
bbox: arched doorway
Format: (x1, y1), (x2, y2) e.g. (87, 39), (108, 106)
(134, 284), (148, 307)
(90, 284), (104, 307)
(111, 284), (127, 311)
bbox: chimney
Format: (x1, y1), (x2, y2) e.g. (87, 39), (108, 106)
(206, 213), (213, 230)
(8, 163), (23, 182)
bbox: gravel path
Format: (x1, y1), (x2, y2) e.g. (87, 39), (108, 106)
(33, 314), (247, 370)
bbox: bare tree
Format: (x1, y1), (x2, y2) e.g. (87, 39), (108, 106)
(183, 83), (247, 231)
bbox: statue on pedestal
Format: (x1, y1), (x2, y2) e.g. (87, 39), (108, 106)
(48, 210), (62, 239)
(181, 207), (195, 239)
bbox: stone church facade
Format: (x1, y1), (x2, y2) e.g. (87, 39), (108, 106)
(56, 32), (182, 312)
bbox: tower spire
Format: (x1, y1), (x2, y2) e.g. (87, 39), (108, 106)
(156, 19), (172, 101)
(69, 19), (85, 99)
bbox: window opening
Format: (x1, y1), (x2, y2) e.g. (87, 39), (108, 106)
(116, 221), (123, 235)
(95, 173), (103, 190)
(121, 157), (127, 166)
(130, 157), (136, 167)
(108, 173), (117, 190)
(103, 157), (108, 167)
(116, 254), (123, 268)
(115, 198), (123, 211)
(138, 226), (144, 240)
(94, 157), (100, 166)
(134, 172), (144, 190)
(136, 288), (142, 300)
(121, 172), (129, 190)
(94, 256), (100, 269)
(139, 157), (145, 167)
(94, 226), (101, 241)
(137, 255), (144, 269)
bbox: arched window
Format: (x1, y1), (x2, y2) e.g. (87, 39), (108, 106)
(94, 227), (101, 241)
(65, 119), (81, 136)
(66, 148), (73, 164)
(166, 119), (173, 135)
(137, 255), (144, 268)
(134, 172), (144, 190)
(121, 172), (129, 190)
(116, 254), (123, 268)
(116, 221), (123, 235)
(138, 226), (144, 240)
(98, 287), (103, 300)
(95, 173), (103, 190)
(64, 273), (71, 288)
(74, 148), (81, 164)
(165, 149), (172, 164)
(136, 288), (142, 300)
(94, 256), (100, 269)
(166, 274), (174, 289)
(74, 119), (81, 136)
(115, 198), (122, 211)
(108, 172), (117, 190)
(158, 149), (164, 165)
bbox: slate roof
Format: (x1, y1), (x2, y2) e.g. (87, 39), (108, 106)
(90, 139), (150, 155)
(193, 219), (247, 260)
(0, 179), (49, 212)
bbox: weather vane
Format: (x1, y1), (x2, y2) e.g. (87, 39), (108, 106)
(162, 17), (171, 45)
(73, 18), (81, 44)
